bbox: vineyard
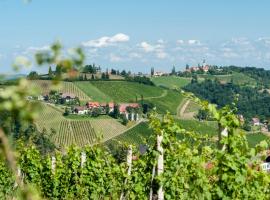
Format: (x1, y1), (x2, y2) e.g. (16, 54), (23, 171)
(35, 103), (127, 147)
(151, 76), (191, 89)
(31, 80), (90, 100)
(106, 122), (153, 146)
(56, 120), (97, 147)
(89, 81), (165, 102)
(91, 119), (127, 142)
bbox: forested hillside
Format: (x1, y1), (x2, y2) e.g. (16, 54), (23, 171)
(184, 79), (270, 120)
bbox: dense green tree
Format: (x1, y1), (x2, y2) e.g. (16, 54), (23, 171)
(27, 71), (39, 80)
(48, 66), (53, 78)
(112, 104), (120, 118)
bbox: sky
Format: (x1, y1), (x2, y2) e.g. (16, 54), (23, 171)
(1, 0), (270, 74)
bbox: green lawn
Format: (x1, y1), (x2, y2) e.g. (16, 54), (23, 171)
(145, 90), (184, 114)
(151, 76), (191, 89)
(107, 122), (153, 146)
(75, 81), (112, 102)
(90, 81), (164, 102)
(246, 133), (269, 147)
(175, 119), (218, 136)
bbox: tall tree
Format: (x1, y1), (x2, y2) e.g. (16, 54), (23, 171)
(171, 66), (176, 75)
(151, 67), (154, 76)
(48, 66), (53, 78)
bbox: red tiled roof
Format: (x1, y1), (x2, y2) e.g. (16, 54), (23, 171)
(87, 102), (100, 108)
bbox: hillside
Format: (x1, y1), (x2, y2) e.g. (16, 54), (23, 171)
(35, 102), (127, 147)
(75, 81), (185, 114)
(197, 72), (257, 86)
(151, 76), (191, 89)
(90, 81), (164, 102)
(31, 80), (90, 100)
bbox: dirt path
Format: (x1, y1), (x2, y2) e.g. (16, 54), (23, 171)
(177, 99), (190, 117)
(144, 90), (168, 100)
(176, 99), (196, 119)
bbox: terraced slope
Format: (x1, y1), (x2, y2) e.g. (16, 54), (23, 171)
(31, 80), (90, 100)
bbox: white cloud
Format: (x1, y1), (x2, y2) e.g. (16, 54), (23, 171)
(139, 41), (168, 59)
(177, 40), (184, 44)
(140, 42), (156, 52)
(157, 39), (165, 44)
(27, 45), (50, 52)
(109, 53), (122, 62)
(129, 52), (142, 59)
(156, 51), (167, 59)
(22, 45), (50, 56)
(139, 41), (163, 52)
(188, 40), (201, 45)
(82, 33), (130, 48)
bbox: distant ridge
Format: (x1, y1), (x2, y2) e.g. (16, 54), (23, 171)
(0, 74), (26, 80)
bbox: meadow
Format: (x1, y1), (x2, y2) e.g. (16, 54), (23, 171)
(145, 90), (185, 114)
(90, 81), (165, 102)
(151, 76), (191, 89)
(198, 72), (257, 86)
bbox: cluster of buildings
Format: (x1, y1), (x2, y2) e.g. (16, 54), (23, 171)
(73, 102), (140, 121)
(185, 60), (210, 73)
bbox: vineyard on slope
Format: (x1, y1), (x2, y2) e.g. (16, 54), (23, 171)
(31, 80), (90, 100)
(91, 119), (128, 142)
(35, 103), (127, 147)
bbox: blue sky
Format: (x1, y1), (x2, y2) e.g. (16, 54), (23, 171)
(1, 0), (270, 73)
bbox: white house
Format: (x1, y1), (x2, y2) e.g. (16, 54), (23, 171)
(74, 106), (88, 115)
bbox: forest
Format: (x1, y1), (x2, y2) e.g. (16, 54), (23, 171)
(184, 79), (270, 121)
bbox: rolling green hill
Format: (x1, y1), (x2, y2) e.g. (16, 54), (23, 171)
(75, 81), (112, 102)
(75, 81), (185, 114)
(90, 81), (164, 102)
(35, 102), (127, 147)
(31, 80), (90, 100)
(151, 76), (191, 89)
(198, 72), (257, 86)
(106, 122), (153, 146)
(145, 90), (184, 114)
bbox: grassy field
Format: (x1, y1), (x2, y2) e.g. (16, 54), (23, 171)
(90, 81), (165, 102)
(31, 80), (90, 100)
(246, 133), (269, 147)
(75, 81), (112, 102)
(35, 102), (127, 147)
(198, 72), (257, 86)
(151, 76), (191, 89)
(145, 90), (184, 114)
(175, 119), (219, 136)
(106, 122), (153, 146)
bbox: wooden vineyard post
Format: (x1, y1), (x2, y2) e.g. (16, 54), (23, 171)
(221, 127), (228, 151)
(120, 145), (133, 200)
(149, 164), (156, 200)
(81, 151), (86, 168)
(51, 156), (56, 174)
(157, 133), (164, 200)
